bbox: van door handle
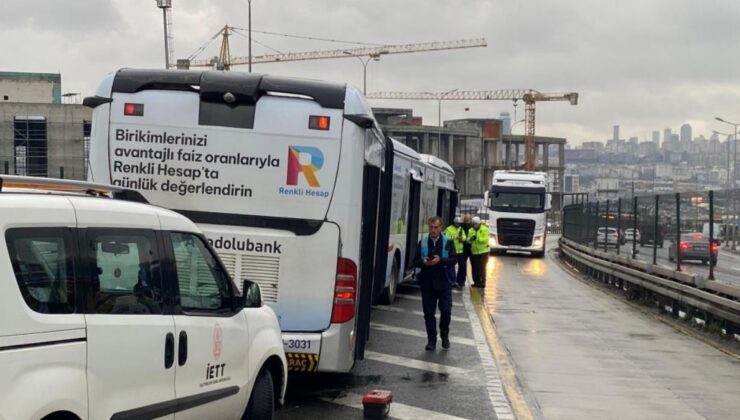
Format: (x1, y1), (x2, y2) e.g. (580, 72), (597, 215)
(178, 331), (188, 366)
(165, 333), (175, 369)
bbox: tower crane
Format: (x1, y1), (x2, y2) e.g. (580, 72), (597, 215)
(155, 0), (175, 69)
(177, 24), (486, 70)
(365, 90), (579, 171)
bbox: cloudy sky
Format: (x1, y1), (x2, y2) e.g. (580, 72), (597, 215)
(2, 0), (739, 145)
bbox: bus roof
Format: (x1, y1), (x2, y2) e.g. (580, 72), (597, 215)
(390, 138), (420, 160)
(107, 68), (348, 110)
(419, 154), (454, 176)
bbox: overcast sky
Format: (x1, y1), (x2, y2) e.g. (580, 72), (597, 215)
(2, 0), (739, 145)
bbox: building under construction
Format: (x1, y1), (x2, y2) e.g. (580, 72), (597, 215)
(374, 107), (566, 204)
(0, 72), (90, 180)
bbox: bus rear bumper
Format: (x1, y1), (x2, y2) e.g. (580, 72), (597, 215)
(283, 322), (355, 373)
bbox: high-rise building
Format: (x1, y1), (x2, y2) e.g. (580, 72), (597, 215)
(680, 123), (692, 152)
(663, 128), (672, 147)
(613, 125), (620, 141)
(499, 112), (511, 135)
(652, 130), (660, 144)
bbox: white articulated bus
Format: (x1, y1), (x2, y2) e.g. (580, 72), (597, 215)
(84, 69), (456, 373)
(383, 140), (457, 303)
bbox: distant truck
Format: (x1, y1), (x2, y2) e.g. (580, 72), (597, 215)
(639, 222), (665, 247)
(483, 170), (551, 258)
(701, 222), (724, 241)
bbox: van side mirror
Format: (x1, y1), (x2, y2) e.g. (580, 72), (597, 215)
(241, 280), (262, 308)
(545, 193), (552, 210)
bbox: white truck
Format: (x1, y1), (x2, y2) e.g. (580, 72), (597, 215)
(483, 170), (551, 258)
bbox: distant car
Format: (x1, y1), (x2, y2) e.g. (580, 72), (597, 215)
(668, 232), (719, 265)
(596, 227), (620, 247)
(624, 228), (641, 243)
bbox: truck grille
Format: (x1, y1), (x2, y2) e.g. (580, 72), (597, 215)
(497, 219), (535, 246)
(219, 252), (280, 303)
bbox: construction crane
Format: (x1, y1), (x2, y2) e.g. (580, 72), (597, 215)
(155, 0), (175, 69)
(365, 90), (579, 171)
(177, 24), (486, 70)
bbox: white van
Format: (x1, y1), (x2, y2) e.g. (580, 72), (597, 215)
(0, 176), (286, 420)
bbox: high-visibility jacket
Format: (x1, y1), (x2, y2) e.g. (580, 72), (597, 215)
(444, 225), (466, 253)
(468, 224), (490, 255)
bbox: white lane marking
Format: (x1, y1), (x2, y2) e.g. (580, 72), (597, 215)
(396, 294), (422, 301)
(374, 304), (469, 323)
(462, 287), (516, 420)
(321, 392), (470, 420)
(364, 351), (470, 376)
(370, 322), (475, 346)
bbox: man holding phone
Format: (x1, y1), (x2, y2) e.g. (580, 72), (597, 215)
(414, 216), (457, 351)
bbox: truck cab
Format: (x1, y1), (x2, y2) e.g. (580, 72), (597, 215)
(484, 171), (550, 258)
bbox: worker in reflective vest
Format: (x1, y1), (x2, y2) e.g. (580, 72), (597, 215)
(444, 216), (467, 288)
(468, 216), (490, 288)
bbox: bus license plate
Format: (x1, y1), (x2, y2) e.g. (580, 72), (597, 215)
(282, 334), (320, 353)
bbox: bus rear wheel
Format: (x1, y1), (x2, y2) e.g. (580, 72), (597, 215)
(380, 258), (399, 305)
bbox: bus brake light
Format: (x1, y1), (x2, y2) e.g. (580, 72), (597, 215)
(309, 115), (330, 130)
(331, 258), (357, 324)
(124, 103), (144, 116)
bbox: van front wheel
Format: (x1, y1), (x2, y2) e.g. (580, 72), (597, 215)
(244, 368), (274, 420)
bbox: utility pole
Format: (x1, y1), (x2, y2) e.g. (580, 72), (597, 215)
(248, 0), (252, 72)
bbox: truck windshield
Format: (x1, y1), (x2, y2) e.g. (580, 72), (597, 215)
(490, 190), (544, 213)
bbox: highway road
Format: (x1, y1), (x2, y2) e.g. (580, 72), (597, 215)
(483, 238), (740, 419)
(589, 239), (740, 286)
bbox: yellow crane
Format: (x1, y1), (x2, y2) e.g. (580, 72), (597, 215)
(365, 90), (578, 171)
(177, 24), (486, 70)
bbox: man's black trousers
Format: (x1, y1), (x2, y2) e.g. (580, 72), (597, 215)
(470, 253), (488, 286)
(421, 286), (452, 340)
(456, 253), (468, 286)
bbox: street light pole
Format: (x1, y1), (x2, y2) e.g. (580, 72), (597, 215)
(509, 118), (525, 169)
(437, 89), (458, 129)
(715, 117), (739, 250)
(344, 52), (385, 95)
(248, 0), (252, 73)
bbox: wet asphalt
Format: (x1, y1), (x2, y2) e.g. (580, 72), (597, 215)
(276, 283), (497, 420)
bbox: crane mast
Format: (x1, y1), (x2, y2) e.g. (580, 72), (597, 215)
(366, 90), (578, 171)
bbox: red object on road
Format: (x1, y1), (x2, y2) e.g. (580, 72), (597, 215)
(362, 389), (392, 419)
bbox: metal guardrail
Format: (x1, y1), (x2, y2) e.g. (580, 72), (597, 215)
(559, 237), (740, 333)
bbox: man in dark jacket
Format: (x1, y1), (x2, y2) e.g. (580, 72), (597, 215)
(414, 216), (457, 351)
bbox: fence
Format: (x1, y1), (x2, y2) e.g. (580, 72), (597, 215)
(562, 190), (740, 283)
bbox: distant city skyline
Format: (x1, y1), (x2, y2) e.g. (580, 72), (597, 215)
(595, 122), (734, 145)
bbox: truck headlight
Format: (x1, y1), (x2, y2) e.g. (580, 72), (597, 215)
(489, 234), (498, 247)
(533, 235), (544, 248)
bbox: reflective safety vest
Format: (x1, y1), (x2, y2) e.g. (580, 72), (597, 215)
(469, 224), (490, 255)
(444, 225), (466, 253)
(420, 235), (450, 259)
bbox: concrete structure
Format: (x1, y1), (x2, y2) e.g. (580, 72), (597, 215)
(564, 174), (580, 193)
(374, 108), (567, 202)
(0, 72), (61, 104)
(613, 125), (619, 141)
(0, 102), (91, 180)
